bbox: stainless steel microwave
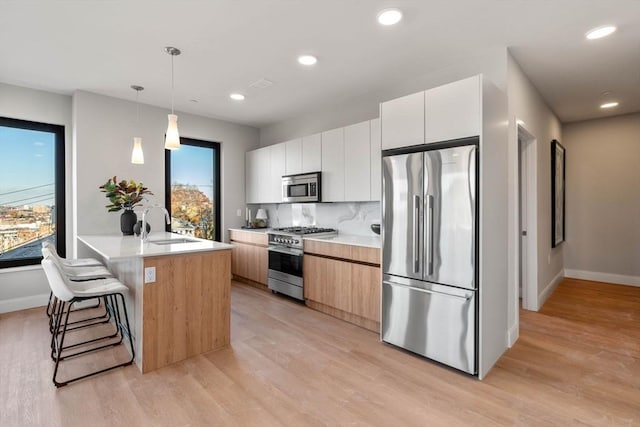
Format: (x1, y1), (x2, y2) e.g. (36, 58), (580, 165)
(282, 172), (321, 203)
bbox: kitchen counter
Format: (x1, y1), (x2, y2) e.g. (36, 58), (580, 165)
(77, 232), (232, 373)
(78, 232), (233, 260)
(304, 234), (381, 249)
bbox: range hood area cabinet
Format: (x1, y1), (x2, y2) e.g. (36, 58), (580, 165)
(245, 118), (381, 204)
(379, 74), (509, 379)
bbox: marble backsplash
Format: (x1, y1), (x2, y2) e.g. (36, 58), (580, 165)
(256, 202), (381, 237)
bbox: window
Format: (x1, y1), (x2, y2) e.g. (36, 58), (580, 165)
(0, 117), (65, 268)
(165, 137), (221, 241)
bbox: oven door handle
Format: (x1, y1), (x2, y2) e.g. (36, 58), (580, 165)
(268, 246), (303, 256)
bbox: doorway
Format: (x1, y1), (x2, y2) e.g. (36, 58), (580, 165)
(517, 123), (538, 311)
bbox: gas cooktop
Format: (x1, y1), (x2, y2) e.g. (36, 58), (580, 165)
(270, 226), (337, 235)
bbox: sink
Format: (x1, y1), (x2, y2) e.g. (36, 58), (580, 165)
(149, 238), (200, 245)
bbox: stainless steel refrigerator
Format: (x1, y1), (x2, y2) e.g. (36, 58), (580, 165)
(381, 139), (478, 375)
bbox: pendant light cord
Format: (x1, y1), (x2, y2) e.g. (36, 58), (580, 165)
(171, 54), (175, 114)
(136, 89), (140, 123)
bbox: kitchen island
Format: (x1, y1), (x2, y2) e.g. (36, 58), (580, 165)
(77, 232), (233, 373)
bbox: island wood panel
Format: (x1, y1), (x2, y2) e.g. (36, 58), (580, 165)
(142, 250), (231, 373)
(351, 263), (381, 323)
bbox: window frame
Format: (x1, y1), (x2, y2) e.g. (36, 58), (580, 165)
(164, 137), (222, 242)
(0, 116), (66, 269)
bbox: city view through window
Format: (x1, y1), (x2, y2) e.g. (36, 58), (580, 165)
(168, 141), (219, 241)
(0, 123), (58, 263)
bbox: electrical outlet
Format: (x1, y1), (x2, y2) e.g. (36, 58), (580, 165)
(144, 267), (156, 283)
(547, 254), (551, 265)
(236, 208), (242, 217)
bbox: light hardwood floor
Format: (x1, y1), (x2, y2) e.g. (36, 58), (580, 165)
(1, 278), (638, 426)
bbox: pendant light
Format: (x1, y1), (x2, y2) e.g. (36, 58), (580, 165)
(130, 85), (145, 164)
(164, 46), (181, 150)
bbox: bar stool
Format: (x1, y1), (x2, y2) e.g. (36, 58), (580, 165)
(42, 258), (134, 387)
(42, 247), (115, 333)
(42, 241), (107, 317)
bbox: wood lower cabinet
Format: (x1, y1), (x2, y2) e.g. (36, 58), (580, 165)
(229, 230), (268, 287)
(303, 241), (381, 332)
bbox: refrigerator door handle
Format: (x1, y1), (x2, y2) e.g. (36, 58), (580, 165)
(384, 280), (473, 301)
(425, 195), (434, 276)
(412, 195), (420, 273)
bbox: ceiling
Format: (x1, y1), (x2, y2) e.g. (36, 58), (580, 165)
(1, 1), (639, 128)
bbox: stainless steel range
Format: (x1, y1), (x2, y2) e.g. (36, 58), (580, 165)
(268, 226), (337, 300)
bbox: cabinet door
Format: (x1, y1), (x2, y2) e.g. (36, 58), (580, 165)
(252, 146), (271, 204)
(269, 143), (286, 203)
(321, 128), (345, 202)
(302, 133), (322, 172)
(381, 91), (425, 150)
(425, 75), (481, 143)
(245, 150), (257, 203)
(351, 264), (381, 322)
(369, 118), (381, 201)
(246, 244), (268, 285)
(344, 121), (371, 201)
(303, 254), (351, 312)
(285, 138), (302, 175)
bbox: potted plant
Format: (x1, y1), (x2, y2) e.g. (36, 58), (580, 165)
(99, 176), (153, 235)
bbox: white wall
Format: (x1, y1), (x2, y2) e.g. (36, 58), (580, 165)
(0, 85), (259, 313)
(506, 54), (563, 341)
(73, 91), (259, 250)
(0, 83), (73, 312)
(563, 113), (640, 286)
(259, 47), (508, 146)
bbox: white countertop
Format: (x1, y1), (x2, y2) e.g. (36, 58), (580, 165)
(78, 232), (233, 261)
(304, 234), (381, 249)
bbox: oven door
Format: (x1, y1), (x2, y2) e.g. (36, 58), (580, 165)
(268, 246), (304, 299)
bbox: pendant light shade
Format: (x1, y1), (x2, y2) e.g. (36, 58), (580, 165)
(164, 114), (180, 150)
(131, 137), (144, 164)
(131, 85), (145, 164)
(164, 46), (181, 150)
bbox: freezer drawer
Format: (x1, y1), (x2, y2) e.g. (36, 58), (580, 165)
(381, 277), (476, 374)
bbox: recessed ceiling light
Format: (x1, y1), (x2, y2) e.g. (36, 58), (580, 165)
(377, 8), (403, 26)
(230, 93), (245, 101)
(586, 25), (617, 40)
(600, 101), (619, 109)
(297, 55), (318, 66)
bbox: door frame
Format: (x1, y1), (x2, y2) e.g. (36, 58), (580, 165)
(516, 122), (538, 312)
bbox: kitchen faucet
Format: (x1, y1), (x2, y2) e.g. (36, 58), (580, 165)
(141, 204), (171, 241)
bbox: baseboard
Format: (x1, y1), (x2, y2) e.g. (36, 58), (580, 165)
(507, 323), (519, 348)
(0, 293), (49, 314)
(538, 269), (564, 309)
(563, 269), (640, 287)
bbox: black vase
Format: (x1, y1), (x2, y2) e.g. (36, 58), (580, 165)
(120, 209), (137, 236)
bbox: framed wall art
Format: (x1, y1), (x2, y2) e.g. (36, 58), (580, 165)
(551, 139), (565, 248)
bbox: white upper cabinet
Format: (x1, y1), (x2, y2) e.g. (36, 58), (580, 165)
(302, 133), (322, 173)
(381, 91), (425, 150)
(321, 127), (345, 202)
(269, 143), (286, 203)
(285, 138), (302, 175)
(245, 149), (257, 203)
(245, 146), (271, 204)
(369, 118), (381, 201)
(344, 121), (371, 201)
(425, 75), (481, 143)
